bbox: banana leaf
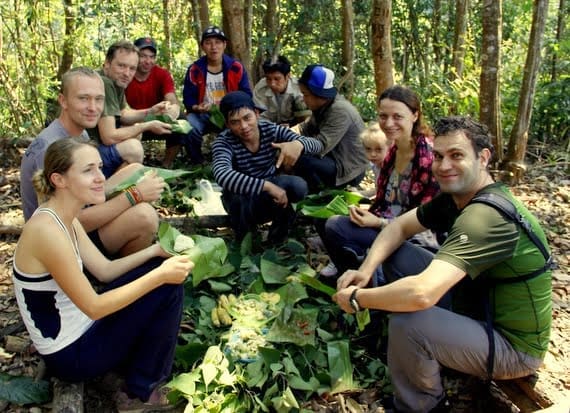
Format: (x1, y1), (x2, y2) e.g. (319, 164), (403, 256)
(298, 195), (350, 218)
(106, 166), (193, 199)
(295, 273), (336, 297)
(144, 113), (192, 134)
(327, 340), (357, 393)
(266, 307), (319, 347)
(295, 189), (366, 218)
(209, 104), (225, 129)
(158, 222), (234, 286)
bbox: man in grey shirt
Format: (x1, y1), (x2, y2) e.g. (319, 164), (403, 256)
(20, 67), (165, 257)
(293, 64), (368, 192)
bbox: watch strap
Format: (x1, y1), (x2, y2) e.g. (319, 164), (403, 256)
(349, 288), (361, 312)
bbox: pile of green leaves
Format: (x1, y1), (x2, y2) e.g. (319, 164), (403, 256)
(167, 235), (391, 412)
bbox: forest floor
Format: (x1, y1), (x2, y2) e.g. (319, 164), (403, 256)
(0, 139), (568, 412)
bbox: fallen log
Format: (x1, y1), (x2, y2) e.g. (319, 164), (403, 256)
(495, 373), (555, 411)
(51, 378), (84, 413)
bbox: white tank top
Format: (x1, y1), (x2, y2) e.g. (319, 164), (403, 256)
(12, 208), (94, 355)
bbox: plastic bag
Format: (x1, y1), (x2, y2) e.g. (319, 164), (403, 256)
(191, 179), (227, 216)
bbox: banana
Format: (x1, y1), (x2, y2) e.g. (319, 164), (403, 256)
(217, 307), (233, 326)
(211, 307), (221, 327)
(218, 294), (230, 311)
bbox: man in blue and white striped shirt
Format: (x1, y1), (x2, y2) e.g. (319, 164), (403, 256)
(212, 91), (324, 244)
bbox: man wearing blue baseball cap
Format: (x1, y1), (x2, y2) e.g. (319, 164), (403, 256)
(294, 64), (368, 192)
(211, 91), (324, 244)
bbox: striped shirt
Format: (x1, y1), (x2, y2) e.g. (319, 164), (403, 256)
(212, 119), (324, 195)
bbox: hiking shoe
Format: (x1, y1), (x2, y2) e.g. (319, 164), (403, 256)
(320, 262), (338, 277)
(306, 236), (325, 252)
(115, 386), (176, 413)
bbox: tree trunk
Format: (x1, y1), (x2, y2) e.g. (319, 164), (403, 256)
(198, 0), (209, 30)
(432, 0), (442, 66)
(451, 0), (469, 80)
(162, 0), (172, 71)
(189, 0), (209, 55)
(45, 0), (75, 125)
(479, 0), (502, 164)
(370, 0), (393, 96)
(504, 0), (549, 182)
(551, 0), (565, 82)
(340, 0), (355, 100)
(244, 0), (253, 71)
(254, 0), (279, 83)
(221, 0), (251, 80)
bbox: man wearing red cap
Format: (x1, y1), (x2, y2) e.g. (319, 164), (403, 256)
(126, 37), (184, 168)
(183, 26), (252, 164)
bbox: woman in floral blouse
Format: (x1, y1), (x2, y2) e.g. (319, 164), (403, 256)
(321, 85), (440, 280)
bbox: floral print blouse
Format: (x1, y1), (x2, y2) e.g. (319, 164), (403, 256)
(369, 134), (439, 218)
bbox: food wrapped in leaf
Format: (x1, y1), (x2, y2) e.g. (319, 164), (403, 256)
(173, 234), (196, 253)
(158, 222), (234, 286)
(144, 113), (192, 134)
(106, 166), (193, 199)
(208, 104), (225, 129)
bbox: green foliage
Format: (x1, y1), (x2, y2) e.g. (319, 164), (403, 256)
(0, 373), (51, 405)
(1, 0), (567, 161)
(530, 76), (570, 147)
(170, 240), (390, 411)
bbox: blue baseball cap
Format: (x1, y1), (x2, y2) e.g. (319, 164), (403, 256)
(134, 37), (157, 53)
(299, 64), (337, 99)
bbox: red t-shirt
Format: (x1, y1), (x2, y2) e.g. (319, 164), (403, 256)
(125, 65), (176, 109)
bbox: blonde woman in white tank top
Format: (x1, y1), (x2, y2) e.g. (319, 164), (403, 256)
(13, 138), (194, 412)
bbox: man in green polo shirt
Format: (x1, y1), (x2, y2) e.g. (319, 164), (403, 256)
(334, 116), (552, 412)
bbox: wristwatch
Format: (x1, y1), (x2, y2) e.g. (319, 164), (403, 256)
(349, 288), (361, 312)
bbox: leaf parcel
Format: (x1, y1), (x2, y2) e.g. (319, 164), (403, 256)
(158, 222), (234, 286)
(208, 104), (226, 129)
(106, 166), (193, 199)
(144, 113), (192, 134)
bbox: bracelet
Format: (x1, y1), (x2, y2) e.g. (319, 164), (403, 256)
(349, 288), (361, 312)
(124, 189), (136, 206)
(129, 186), (143, 204)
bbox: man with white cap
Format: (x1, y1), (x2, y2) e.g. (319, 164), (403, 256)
(294, 64), (369, 192)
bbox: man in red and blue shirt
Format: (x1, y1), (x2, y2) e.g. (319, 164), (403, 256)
(182, 26), (251, 164)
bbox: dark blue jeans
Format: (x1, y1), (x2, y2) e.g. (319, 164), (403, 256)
(222, 174), (308, 241)
(294, 154), (365, 193)
(184, 112), (221, 163)
(383, 241), (452, 309)
(42, 257), (184, 401)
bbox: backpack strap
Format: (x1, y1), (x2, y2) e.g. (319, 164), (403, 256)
(468, 191), (554, 380)
(469, 192), (553, 279)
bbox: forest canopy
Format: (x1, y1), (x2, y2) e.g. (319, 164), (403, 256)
(0, 0), (568, 167)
